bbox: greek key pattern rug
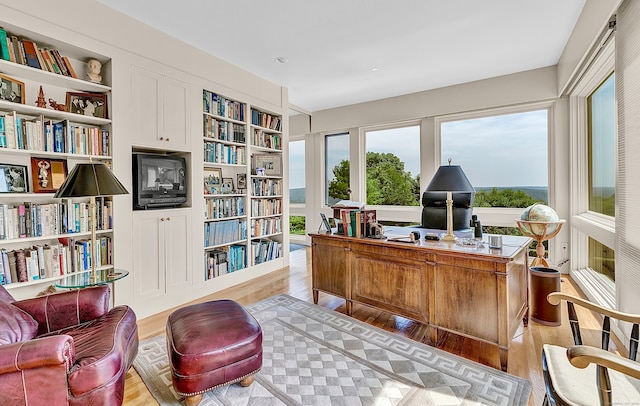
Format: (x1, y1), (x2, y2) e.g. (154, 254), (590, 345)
(133, 294), (531, 405)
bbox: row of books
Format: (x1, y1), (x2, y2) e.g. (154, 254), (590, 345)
(204, 196), (245, 220)
(204, 218), (247, 247)
(204, 244), (246, 280)
(0, 236), (112, 285)
(0, 28), (78, 78)
(203, 91), (245, 121)
(203, 115), (246, 143)
(0, 112), (110, 156)
(251, 198), (282, 217)
(250, 217), (281, 237)
(250, 109), (281, 131)
(251, 239), (282, 265)
(0, 198), (112, 241)
(204, 141), (246, 165)
(251, 128), (281, 150)
(251, 178), (282, 197)
(336, 209), (378, 238)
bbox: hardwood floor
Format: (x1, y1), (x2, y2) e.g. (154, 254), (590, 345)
(123, 246), (624, 405)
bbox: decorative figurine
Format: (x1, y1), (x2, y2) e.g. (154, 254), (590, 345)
(86, 58), (102, 84)
(35, 85), (46, 108)
(48, 98), (68, 111)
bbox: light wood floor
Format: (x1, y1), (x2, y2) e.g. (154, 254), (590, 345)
(123, 246), (624, 406)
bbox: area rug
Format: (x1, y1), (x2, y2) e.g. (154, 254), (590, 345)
(133, 294), (531, 405)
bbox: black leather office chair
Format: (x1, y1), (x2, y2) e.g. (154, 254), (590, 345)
(421, 191), (474, 230)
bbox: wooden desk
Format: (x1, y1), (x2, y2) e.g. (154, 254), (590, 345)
(310, 231), (531, 371)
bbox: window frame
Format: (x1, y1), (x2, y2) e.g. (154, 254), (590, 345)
(568, 36), (616, 309)
(434, 101), (554, 227)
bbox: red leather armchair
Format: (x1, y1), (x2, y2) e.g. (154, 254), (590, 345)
(0, 284), (138, 406)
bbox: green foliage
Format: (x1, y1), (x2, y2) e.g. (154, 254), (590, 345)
(328, 152), (420, 206)
(289, 216), (306, 235)
(327, 160), (351, 201)
(474, 188), (543, 208)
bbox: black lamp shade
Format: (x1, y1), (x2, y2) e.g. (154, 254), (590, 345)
(54, 163), (129, 198)
(425, 165), (474, 193)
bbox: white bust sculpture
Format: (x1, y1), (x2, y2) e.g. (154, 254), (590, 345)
(87, 58), (102, 83)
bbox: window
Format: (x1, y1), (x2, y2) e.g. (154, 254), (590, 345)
(325, 133), (350, 205)
(289, 140), (305, 204)
(589, 238), (615, 282)
(289, 139), (306, 236)
(587, 73), (616, 217)
(440, 109), (549, 208)
(364, 125), (420, 206)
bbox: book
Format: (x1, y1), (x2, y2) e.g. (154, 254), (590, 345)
(21, 39), (41, 69)
(10, 35), (23, 65)
(62, 56), (78, 78)
(13, 249), (28, 282)
(0, 115), (5, 148)
(0, 28), (10, 61)
(6, 37), (15, 62)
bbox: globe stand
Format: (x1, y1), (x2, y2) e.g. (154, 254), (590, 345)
(515, 220), (566, 267)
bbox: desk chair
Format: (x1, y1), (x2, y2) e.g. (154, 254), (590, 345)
(542, 292), (640, 405)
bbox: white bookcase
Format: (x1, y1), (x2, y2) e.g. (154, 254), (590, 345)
(202, 90), (284, 281)
(0, 22), (114, 294)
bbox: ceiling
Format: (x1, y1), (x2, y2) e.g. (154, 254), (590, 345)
(97, 0), (587, 112)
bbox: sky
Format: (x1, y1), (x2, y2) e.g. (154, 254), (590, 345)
(441, 110), (548, 188)
(289, 109), (551, 191)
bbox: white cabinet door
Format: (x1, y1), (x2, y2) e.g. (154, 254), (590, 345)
(164, 209), (193, 290)
(163, 76), (191, 149)
(130, 65), (191, 150)
(131, 65), (162, 147)
(133, 210), (165, 299)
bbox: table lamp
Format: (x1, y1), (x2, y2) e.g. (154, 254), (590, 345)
(54, 162), (128, 281)
(425, 159), (474, 241)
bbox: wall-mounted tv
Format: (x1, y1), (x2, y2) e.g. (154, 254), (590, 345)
(132, 152), (187, 210)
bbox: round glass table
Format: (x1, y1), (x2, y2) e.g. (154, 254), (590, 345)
(55, 269), (129, 288)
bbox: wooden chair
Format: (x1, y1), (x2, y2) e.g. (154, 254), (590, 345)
(542, 292), (640, 405)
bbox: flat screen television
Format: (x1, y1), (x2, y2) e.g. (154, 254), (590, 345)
(132, 152), (187, 210)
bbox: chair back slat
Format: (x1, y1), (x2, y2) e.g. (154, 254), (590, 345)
(567, 302), (583, 345)
(630, 324), (639, 361)
(602, 316), (611, 351)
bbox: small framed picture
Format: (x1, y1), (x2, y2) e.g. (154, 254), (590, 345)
(253, 153), (282, 176)
(204, 167), (222, 194)
(30, 158), (68, 193)
(0, 164), (28, 193)
(221, 177), (234, 194)
(237, 173), (247, 189)
(66, 91), (107, 118)
(0, 73), (25, 104)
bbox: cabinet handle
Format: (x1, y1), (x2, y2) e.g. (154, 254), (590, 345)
(166, 217), (171, 221)
(166, 137), (170, 142)
(159, 137), (165, 141)
(160, 218), (165, 221)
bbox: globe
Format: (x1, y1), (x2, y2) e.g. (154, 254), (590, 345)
(520, 203), (561, 236)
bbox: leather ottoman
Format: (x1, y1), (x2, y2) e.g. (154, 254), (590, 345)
(166, 300), (262, 406)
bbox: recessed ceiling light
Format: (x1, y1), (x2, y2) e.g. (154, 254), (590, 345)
(371, 67), (379, 72)
(275, 56), (288, 64)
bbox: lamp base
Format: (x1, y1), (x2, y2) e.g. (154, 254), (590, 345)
(441, 233), (457, 242)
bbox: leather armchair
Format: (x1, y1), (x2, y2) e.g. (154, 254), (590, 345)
(0, 284), (138, 406)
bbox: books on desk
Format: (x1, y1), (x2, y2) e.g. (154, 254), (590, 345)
(333, 208), (377, 238)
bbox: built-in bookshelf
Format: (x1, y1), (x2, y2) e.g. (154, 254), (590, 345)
(249, 107), (283, 266)
(202, 90), (248, 280)
(0, 22), (114, 291)
(202, 91), (284, 280)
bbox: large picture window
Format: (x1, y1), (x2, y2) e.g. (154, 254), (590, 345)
(364, 125), (420, 206)
(440, 109), (549, 208)
(587, 73), (616, 217)
(325, 133), (350, 205)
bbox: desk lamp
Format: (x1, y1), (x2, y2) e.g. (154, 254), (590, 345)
(54, 162), (128, 281)
(425, 159), (474, 241)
